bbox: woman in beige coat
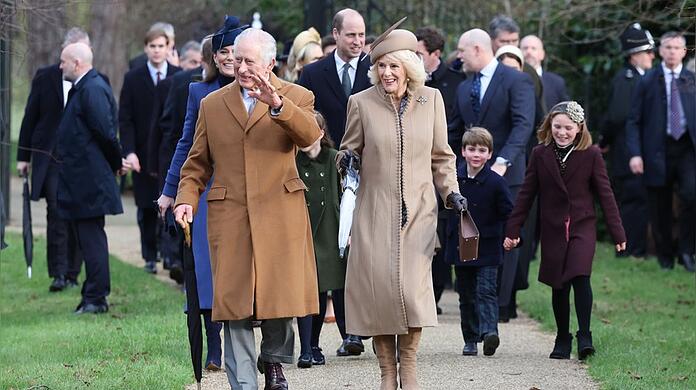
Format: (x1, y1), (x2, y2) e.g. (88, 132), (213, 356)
(337, 27), (467, 390)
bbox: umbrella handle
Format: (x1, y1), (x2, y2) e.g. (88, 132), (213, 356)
(182, 222), (192, 247)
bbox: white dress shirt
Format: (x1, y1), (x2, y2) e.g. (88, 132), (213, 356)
(662, 62), (686, 135)
(334, 51), (360, 87)
(147, 61), (168, 85)
(241, 88), (256, 115)
(62, 80), (72, 107)
(478, 58), (499, 103)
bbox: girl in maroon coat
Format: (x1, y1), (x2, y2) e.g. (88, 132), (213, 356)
(504, 101), (626, 360)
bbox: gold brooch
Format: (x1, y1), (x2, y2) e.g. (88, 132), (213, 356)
(416, 96), (428, 105)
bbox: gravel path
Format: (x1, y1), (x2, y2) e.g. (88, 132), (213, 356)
(6, 176), (598, 389)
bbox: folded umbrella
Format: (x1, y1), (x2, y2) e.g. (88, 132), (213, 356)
(181, 222), (203, 389)
(338, 156), (360, 258)
(22, 174), (33, 278)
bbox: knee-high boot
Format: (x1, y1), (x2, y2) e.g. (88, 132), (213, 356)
(373, 335), (398, 390)
(397, 328), (421, 390)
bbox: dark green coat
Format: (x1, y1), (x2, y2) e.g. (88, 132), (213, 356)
(297, 148), (346, 292)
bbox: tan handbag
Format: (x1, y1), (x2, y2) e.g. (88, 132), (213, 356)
(458, 210), (480, 262)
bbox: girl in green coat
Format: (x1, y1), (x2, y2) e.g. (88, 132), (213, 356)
(296, 112), (348, 368)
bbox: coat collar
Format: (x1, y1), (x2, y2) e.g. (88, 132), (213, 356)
(457, 159), (492, 183)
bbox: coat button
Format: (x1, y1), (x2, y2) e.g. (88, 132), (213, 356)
(320, 201), (325, 206)
(320, 186), (325, 192)
(304, 172), (310, 177)
(319, 172), (325, 177)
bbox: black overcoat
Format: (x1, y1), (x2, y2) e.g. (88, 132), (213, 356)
(55, 69), (123, 220)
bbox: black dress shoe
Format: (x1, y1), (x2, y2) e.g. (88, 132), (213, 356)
(344, 334), (364, 355)
(680, 253), (695, 273)
(49, 276), (67, 292)
(658, 256), (675, 270)
(482, 333), (500, 356)
(498, 306), (510, 323)
(144, 261), (157, 274)
(576, 331), (595, 360)
(336, 339), (350, 356)
(549, 333), (572, 359)
(297, 352), (312, 368)
(65, 277), (79, 288)
(462, 342), (478, 356)
(436, 305), (443, 315)
(263, 362), (288, 390)
(74, 302), (109, 315)
(311, 347), (325, 365)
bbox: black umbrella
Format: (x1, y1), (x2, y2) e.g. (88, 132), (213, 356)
(182, 222), (203, 389)
(22, 174), (33, 278)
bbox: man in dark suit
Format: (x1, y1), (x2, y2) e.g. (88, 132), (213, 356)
(415, 26), (466, 315)
(449, 28), (535, 321)
(56, 42), (125, 314)
(600, 23), (655, 258)
(627, 31), (696, 272)
(298, 8), (371, 147)
(520, 35), (569, 109)
(16, 27), (96, 292)
(119, 28), (181, 274)
(298, 8), (371, 355)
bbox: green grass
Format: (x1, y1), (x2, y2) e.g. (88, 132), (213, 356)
(0, 233), (194, 389)
(519, 243), (696, 389)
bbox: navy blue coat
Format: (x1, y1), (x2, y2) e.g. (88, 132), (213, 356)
(445, 162), (513, 267)
(17, 64), (109, 200)
(626, 66), (696, 186)
(55, 69), (123, 220)
(541, 71), (569, 109)
(448, 62), (536, 186)
(297, 51), (371, 147)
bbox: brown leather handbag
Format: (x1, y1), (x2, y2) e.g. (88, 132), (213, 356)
(458, 210), (480, 262)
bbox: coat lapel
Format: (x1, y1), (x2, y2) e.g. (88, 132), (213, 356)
(479, 64), (503, 121)
(222, 80), (248, 129)
(51, 65), (64, 108)
(352, 54), (371, 93)
(138, 65), (156, 93)
(541, 145), (568, 194)
(563, 147), (583, 182)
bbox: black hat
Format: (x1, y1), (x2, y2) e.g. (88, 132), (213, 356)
(211, 15), (249, 52)
(620, 23), (655, 55)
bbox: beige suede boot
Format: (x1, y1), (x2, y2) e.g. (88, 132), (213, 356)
(397, 328), (422, 390)
(373, 335), (398, 390)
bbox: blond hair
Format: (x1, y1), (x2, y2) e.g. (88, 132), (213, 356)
(368, 49), (426, 94)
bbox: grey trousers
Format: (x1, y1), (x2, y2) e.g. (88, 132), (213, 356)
(223, 318), (294, 390)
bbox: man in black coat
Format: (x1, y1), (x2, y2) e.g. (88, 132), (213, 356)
(520, 35), (569, 109)
(298, 8), (371, 147)
(56, 43), (125, 314)
(599, 23), (655, 258)
(119, 28), (181, 274)
(129, 22), (177, 70)
(415, 26), (466, 314)
(626, 31), (696, 272)
(16, 27), (100, 292)
(449, 28), (535, 322)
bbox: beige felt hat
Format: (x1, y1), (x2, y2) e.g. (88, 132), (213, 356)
(368, 17), (417, 64)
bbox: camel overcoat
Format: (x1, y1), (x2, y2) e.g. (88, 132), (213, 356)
(338, 85), (459, 336)
(175, 74), (321, 321)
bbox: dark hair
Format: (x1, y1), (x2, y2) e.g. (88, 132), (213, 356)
(497, 52), (522, 68)
(365, 35), (376, 45)
(144, 29), (169, 45)
(414, 26), (445, 53)
(201, 36), (218, 83)
(488, 15), (519, 39)
(321, 35), (336, 51)
(314, 111), (335, 149)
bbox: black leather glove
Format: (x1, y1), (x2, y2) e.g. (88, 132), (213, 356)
(338, 149), (361, 175)
(446, 192), (467, 213)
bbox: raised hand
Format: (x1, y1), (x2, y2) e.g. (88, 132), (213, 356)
(246, 69), (282, 109)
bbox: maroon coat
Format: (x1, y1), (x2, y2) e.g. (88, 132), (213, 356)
(506, 144), (626, 289)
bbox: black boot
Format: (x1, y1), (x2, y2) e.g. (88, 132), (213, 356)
(549, 333), (572, 359)
(576, 331), (595, 360)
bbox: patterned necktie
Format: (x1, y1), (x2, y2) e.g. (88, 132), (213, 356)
(669, 71), (685, 140)
(341, 63), (352, 97)
(156, 71), (162, 85)
(470, 72), (482, 122)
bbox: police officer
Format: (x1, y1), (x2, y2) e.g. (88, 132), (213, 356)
(599, 23), (655, 258)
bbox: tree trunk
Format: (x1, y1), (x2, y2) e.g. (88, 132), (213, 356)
(90, 0), (128, 100)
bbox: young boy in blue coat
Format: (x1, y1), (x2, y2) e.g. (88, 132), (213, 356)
(446, 127), (513, 357)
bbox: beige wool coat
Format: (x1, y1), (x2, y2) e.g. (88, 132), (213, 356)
(338, 84), (459, 336)
(175, 74), (321, 322)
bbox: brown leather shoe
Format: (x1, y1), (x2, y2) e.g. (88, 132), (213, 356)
(263, 362), (288, 390)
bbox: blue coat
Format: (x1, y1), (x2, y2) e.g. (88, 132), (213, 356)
(448, 62), (536, 186)
(445, 163), (513, 267)
(626, 66), (696, 186)
(162, 79), (220, 310)
(297, 51), (371, 146)
(56, 69), (123, 220)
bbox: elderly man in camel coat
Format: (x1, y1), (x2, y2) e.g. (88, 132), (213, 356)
(174, 28), (320, 390)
